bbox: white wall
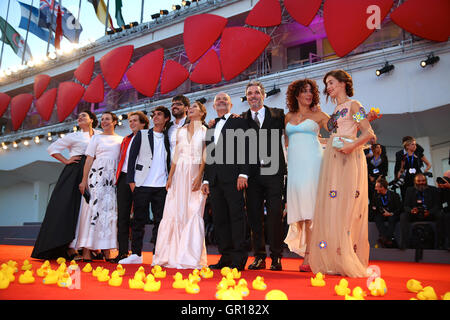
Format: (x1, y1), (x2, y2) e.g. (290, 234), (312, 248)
(0, 182), (36, 226)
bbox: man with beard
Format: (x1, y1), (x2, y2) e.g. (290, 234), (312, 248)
(400, 173), (444, 249)
(167, 95), (189, 157)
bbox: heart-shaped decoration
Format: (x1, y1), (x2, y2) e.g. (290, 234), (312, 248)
(83, 75), (104, 103)
(56, 82), (85, 122)
(34, 74), (51, 99)
(0, 92), (11, 118)
(10, 93), (33, 131)
(74, 56), (95, 85)
(160, 60), (189, 95)
(284, 0), (322, 26)
(189, 49), (222, 84)
(100, 45), (134, 89)
(245, 0), (281, 27)
(35, 88), (57, 121)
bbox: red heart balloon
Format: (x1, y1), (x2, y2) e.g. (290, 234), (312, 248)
(56, 82), (85, 122)
(184, 14), (227, 64)
(34, 74), (51, 99)
(126, 48), (164, 98)
(0, 92), (11, 118)
(390, 0), (450, 42)
(10, 93), (33, 131)
(245, 0), (281, 27)
(324, 0), (393, 57)
(83, 74), (104, 103)
(160, 60), (189, 95)
(284, 0), (322, 26)
(35, 88), (57, 121)
(220, 27), (271, 81)
(189, 49), (222, 84)
(100, 45), (134, 89)
(74, 56), (95, 85)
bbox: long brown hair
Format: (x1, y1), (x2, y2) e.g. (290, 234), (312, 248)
(286, 79), (320, 112)
(323, 69), (354, 102)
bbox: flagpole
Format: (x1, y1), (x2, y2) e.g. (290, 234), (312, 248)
(140, 0), (144, 24)
(0, 0), (11, 69)
(105, 0), (110, 35)
(46, 0), (57, 55)
(21, 0), (34, 65)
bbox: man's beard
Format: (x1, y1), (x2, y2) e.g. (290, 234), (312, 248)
(416, 184), (428, 192)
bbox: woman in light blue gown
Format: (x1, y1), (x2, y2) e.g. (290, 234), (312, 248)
(284, 79), (330, 272)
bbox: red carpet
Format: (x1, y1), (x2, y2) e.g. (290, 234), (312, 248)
(1, 245), (449, 300)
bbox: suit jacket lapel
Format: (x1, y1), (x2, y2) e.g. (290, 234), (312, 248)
(261, 106), (271, 129)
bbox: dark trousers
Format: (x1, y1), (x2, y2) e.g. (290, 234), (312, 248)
(246, 173), (284, 259)
(131, 186), (167, 256)
(210, 181), (248, 268)
(117, 172), (133, 256)
(374, 214), (398, 240)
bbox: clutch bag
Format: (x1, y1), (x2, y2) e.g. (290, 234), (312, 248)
(332, 136), (354, 149)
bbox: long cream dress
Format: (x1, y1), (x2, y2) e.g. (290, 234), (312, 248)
(309, 100), (370, 278)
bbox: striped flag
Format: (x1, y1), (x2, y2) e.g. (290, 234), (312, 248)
(0, 16), (32, 61)
(87, 0), (115, 29)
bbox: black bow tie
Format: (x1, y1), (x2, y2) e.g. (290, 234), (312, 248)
(216, 116), (226, 121)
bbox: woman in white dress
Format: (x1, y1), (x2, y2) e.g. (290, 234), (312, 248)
(152, 101), (208, 269)
(73, 112), (123, 261)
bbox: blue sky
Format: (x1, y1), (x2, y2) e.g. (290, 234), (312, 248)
(0, 0), (178, 71)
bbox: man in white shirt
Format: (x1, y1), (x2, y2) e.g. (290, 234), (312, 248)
(167, 95), (189, 157)
(120, 106), (171, 264)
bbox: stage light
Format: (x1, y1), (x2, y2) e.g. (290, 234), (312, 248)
(151, 13), (161, 20)
(160, 10), (169, 15)
(375, 62), (394, 76)
(1, 142), (8, 150)
(118, 114), (128, 121)
(47, 132), (53, 141)
(73, 125), (78, 132)
(241, 96), (247, 102)
(182, 1), (191, 7)
(131, 22), (138, 27)
(114, 27), (123, 33)
(197, 97), (207, 104)
(420, 54), (440, 68)
(23, 139), (30, 146)
(12, 141), (18, 148)
(266, 88), (281, 97)
(48, 52), (57, 60)
(172, 4), (181, 10)
(34, 135), (44, 144)
(106, 29), (115, 35)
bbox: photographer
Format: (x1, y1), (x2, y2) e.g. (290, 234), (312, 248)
(371, 177), (401, 247)
(367, 143), (388, 204)
(399, 173), (444, 249)
(436, 170), (450, 250)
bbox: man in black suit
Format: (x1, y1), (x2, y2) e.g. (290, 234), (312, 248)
(400, 173), (444, 249)
(242, 81), (286, 271)
(120, 106), (171, 264)
(201, 92), (250, 271)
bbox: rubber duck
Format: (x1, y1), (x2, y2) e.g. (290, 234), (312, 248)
(21, 260), (33, 271)
(406, 279), (423, 293)
(1, 266), (15, 282)
(56, 257), (66, 265)
(18, 270), (35, 284)
(36, 265), (50, 278)
(92, 266), (104, 278)
(144, 279), (161, 292)
(185, 279), (200, 294)
(0, 272), (10, 289)
(335, 278), (351, 296)
(57, 272), (72, 288)
(134, 266), (146, 281)
(442, 292), (450, 300)
(200, 267), (213, 279)
(108, 271), (123, 287)
(345, 286), (366, 300)
(225, 273), (236, 287)
(417, 286), (437, 300)
(231, 268), (241, 279)
(252, 276), (267, 291)
(129, 278), (145, 289)
(56, 262), (67, 274)
(188, 272), (201, 284)
(217, 277), (230, 291)
(368, 277), (387, 297)
(145, 274), (155, 283)
(220, 287), (243, 300)
(116, 264), (125, 276)
(215, 287), (228, 300)
(172, 272), (188, 289)
(310, 272), (326, 287)
(82, 263), (93, 273)
(265, 289), (288, 300)
(221, 267), (231, 277)
(7, 260), (18, 272)
(97, 269), (110, 282)
(151, 265), (166, 278)
(68, 260), (79, 271)
(43, 270), (59, 285)
(235, 279), (250, 297)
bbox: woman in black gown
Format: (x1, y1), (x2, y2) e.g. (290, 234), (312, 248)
(31, 110), (99, 260)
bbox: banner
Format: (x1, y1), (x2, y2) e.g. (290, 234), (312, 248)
(39, 0), (82, 43)
(18, 1), (54, 45)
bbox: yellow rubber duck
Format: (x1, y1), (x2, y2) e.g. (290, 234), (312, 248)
(36, 265), (50, 278)
(231, 268), (241, 279)
(7, 260), (18, 272)
(221, 267), (231, 277)
(235, 279), (250, 297)
(334, 278), (351, 296)
(442, 292), (450, 300)
(345, 286), (366, 300)
(220, 287), (243, 300)
(134, 266), (146, 281)
(0, 272), (10, 289)
(144, 279), (161, 292)
(265, 289), (288, 300)
(97, 269), (110, 282)
(108, 271), (123, 287)
(151, 265), (166, 278)
(368, 277), (387, 297)
(19, 270), (35, 284)
(216, 287), (228, 300)
(56, 257), (66, 265)
(252, 276), (267, 291)
(406, 279), (423, 293)
(129, 278), (145, 289)
(56, 262), (67, 274)
(57, 272), (72, 288)
(188, 272), (201, 284)
(43, 270), (59, 285)
(225, 273), (236, 287)
(173, 272), (188, 289)
(417, 286), (438, 300)
(21, 260), (33, 271)
(1, 266), (15, 282)
(217, 278), (230, 291)
(200, 267), (213, 279)
(310, 272), (326, 287)
(82, 263), (93, 273)
(92, 266), (104, 278)
(116, 264), (125, 276)
(185, 279), (200, 294)
(68, 260), (79, 271)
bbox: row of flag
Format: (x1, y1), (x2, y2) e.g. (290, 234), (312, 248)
(0, 0), (125, 64)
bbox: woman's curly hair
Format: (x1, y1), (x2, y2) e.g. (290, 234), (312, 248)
(286, 79), (320, 112)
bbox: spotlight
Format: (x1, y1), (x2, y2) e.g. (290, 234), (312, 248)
(172, 4), (181, 10)
(266, 87), (281, 97)
(131, 21), (138, 27)
(241, 96), (247, 102)
(182, 1), (191, 7)
(197, 97), (207, 104)
(106, 29), (115, 35)
(23, 139), (30, 146)
(375, 62), (394, 77)
(34, 135), (44, 144)
(114, 27), (123, 33)
(12, 141), (19, 148)
(48, 51), (57, 60)
(160, 10), (169, 15)
(47, 132), (53, 141)
(73, 125), (78, 132)
(1, 142), (8, 150)
(151, 13), (161, 20)
(420, 54), (440, 68)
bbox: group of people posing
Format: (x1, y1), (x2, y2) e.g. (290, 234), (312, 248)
(31, 69), (378, 278)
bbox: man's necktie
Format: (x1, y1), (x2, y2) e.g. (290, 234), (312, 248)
(253, 111), (261, 128)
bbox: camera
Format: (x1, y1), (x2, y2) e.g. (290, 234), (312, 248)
(423, 171), (433, 178)
(436, 176), (450, 185)
(389, 176), (405, 190)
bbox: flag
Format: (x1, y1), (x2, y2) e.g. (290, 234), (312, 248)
(17, 2), (54, 45)
(39, 0), (82, 43)
(88, 0), (114, 29)
(55, 5), (62, 49)
(115, 0), (125, 27)
(0, 16), (32, 61)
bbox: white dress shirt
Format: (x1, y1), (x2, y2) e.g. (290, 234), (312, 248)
(142, 131), (168, 187)
(47, 130), (101, 157)
(251, 107), (265, 128)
